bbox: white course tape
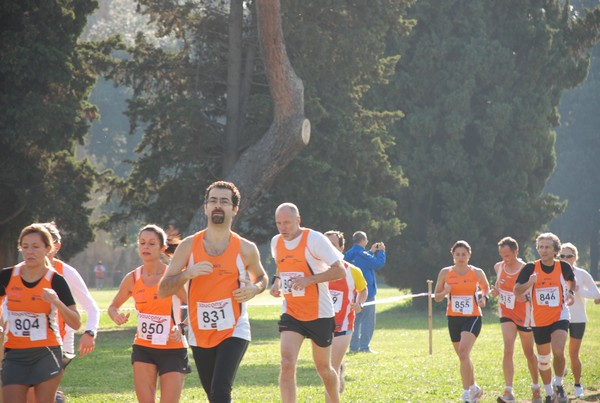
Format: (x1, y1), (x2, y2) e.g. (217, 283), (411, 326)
(98, 291), (432, 312)
(361, 292), (430, 307)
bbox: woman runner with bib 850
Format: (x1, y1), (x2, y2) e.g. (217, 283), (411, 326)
(108, 224), (190, 403)
(0, 224), (81, 403)
(434, 240), (490, 403)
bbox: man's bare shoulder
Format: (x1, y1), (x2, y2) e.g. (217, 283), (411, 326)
(239, 236), (259, 255)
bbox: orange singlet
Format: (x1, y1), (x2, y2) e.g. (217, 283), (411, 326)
(131, 265), (187, 349)
(530, 259), (568, 327)
(52, 259), (68, 340)
(329, 262), (353, 332)
(276, 229), (331, 321)
(445, 266), (484, 317)
(187, 230), (250, 348)
(329, 263), (366, 332)
(497, 263), (531, 327)
(4, 265), (62, 349)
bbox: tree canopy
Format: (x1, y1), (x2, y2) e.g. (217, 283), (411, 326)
(96, 0), (600, 291)
(101, 0), (414, 246)
(546, 0), (600, 278)
(6, 0), (598, 289)
(0, 0), (115, 265)
(382, 0), (600, 292)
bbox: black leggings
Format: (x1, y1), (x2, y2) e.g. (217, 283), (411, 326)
(191, 337), (249, 403)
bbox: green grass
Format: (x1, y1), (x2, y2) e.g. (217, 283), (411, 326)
(60, 287), (600, 402)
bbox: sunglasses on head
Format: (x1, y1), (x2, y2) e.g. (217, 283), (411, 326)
(560, 254), (575, 259)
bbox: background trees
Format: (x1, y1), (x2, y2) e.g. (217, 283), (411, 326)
(69, 0), (600, 287)
(0, 0), (114, 266)
(101, 0), (414, 248)
(546, 0), (600, 279)
(382, 0), (600, 292)
(3, 0), (600, 290)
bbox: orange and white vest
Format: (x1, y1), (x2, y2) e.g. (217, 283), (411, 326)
(329, 262), (366, 332)
(132, 265), (187, 349)
(52, 259), (68, 340)
(445, 266), (483, 317)
(276, 229), (334, 321)
(187, 230), (250, 348)
(4, 265), (62, 348)
(530, 259), (570, 327)
(497, 263), (531, 327)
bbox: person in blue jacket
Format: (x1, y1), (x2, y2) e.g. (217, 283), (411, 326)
(344, 231), (386, 353)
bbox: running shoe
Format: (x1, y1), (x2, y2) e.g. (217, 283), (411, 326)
(553, 384), (567, 403)
(469, 385), (483, 403)
(531, 386), (543, 403)
(497, 391), (515, 402)
(574, 384), (584, 398)
(543, 396), (552, 403)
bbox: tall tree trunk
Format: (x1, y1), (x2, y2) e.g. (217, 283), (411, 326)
(238, 13), (258, 138)
(222, 0), (244, 177)
(188, 0), (310, 233)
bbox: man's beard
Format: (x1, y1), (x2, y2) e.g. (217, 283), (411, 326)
(211, 211), (225, 224)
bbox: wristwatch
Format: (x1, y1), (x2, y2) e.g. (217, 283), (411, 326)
(84, 330), (96, 338)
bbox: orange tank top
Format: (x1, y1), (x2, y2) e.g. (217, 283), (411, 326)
(329, 262), (355, 332)
(445, 266), (483, 317)
(531, 260), (567, 327)
(132, 265), (187, 349)
(4, 265), (62, 349)
(187, 230), (250, 348)
(53, 260), (68, 339)
(276, 229), (323, 321)
(497, 263), (530, 327)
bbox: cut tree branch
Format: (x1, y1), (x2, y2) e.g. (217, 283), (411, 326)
(188, 0), (309, 232)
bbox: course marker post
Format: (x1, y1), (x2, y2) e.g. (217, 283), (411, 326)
(427, 279), (433, 355)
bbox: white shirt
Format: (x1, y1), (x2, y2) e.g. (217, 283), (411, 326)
(571, 266), (600, 323)
(60, 261), (100, 353)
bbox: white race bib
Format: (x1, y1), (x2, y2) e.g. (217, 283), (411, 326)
(451, 295), (474, 315)
(280, 272), (305, 297)
(197, 298), (235, 331)
(498, 289), (516, 310)
(9, 311), (47, 341)
(535, 286), (560, 307)
(137, 313), (170, 345)
(329, 290), (344, 313)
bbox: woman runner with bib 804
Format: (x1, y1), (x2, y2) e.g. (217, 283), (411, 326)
(108, 224), (190, 403)
(434, 240), (490, 403)
(0, 224), (81, 403)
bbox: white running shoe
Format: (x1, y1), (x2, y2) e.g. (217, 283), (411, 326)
(469, 385), (483, 403)
(497, 391), (515, 402)
(574, 384), (584, 398)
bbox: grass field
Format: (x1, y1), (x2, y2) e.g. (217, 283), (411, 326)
(59, 287), (600, 402)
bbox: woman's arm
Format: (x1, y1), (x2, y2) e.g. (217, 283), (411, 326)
(107, 272), (135, 325)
